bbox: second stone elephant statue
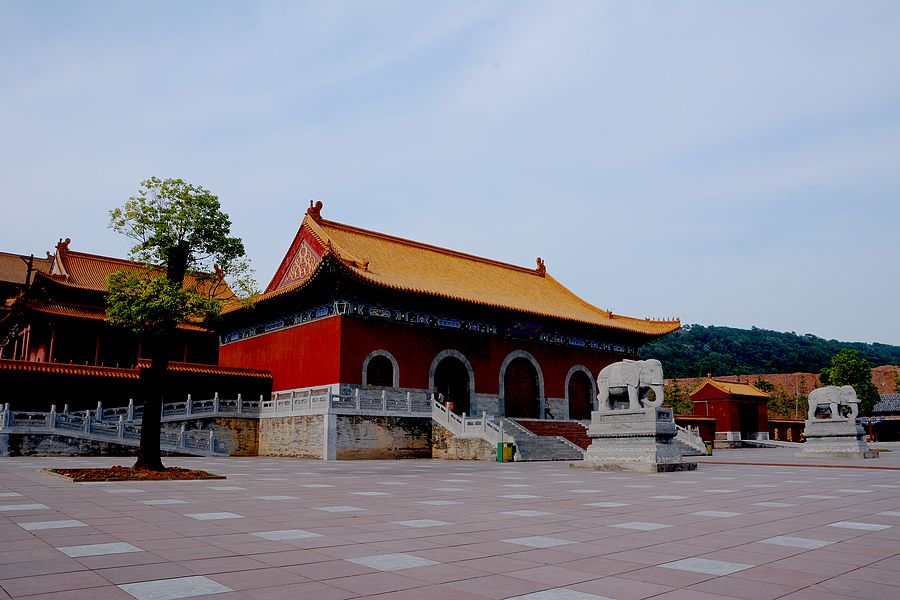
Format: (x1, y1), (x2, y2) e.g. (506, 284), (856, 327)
(597, 359), (665, 412)
(808, 385), (858, 420)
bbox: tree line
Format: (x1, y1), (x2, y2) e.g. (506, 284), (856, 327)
(642, 324), (900, 379)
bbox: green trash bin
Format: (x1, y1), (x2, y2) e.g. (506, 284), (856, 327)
(497, 442), (514, 462)
(704, 441), (713, 456)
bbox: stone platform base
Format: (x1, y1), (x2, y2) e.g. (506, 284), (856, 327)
(800, 418), (874, 460)
(571, 460), (697, 473)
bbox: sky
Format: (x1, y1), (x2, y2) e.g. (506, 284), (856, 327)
(1, 1), (899, 345)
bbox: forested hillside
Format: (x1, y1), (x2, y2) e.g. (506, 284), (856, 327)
(641, 325), (900, 379)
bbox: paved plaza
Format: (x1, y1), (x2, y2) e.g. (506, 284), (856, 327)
(1, 448), (899, 599)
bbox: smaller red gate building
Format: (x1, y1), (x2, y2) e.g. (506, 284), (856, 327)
(689, 376), (770, 445)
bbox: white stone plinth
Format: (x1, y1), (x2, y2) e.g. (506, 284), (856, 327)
(573, 407), (696, 472)
(800, 418), (877, 459)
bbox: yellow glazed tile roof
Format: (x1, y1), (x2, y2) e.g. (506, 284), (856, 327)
(253, 203), (680, 337)
(690, 376), (770, 398)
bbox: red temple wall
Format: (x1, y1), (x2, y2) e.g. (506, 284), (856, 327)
(338, 317), (619, 397)
(219, 317), (342, 390)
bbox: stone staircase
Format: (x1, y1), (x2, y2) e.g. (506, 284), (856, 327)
(513, 419), (592, 449)
(505, 418), (584, 461)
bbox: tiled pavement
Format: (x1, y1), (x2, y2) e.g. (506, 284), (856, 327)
(0, 448), (899, 599)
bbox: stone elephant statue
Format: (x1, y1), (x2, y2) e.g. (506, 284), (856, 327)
(808, 385), (858, 420)
(597, 359), (664, 412)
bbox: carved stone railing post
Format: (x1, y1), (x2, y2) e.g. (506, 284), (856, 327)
(62, 404), (69, 415)
(179, 423), (186, 448)
(382, 390), (387, 413)
(83, 411), (91, 434)
(117, 415), (125, 439)
(406, 392), (411, 414)
(213, 392), (220, 413)
(126, 399), (134, 421)
(355, 388), (360, 411)
(96, 401), (103, 421)
(186, 394), (193, 416)
(237, 394), (243, 413)
(208, 429), (215, 453)
(48, 405), (57, 429)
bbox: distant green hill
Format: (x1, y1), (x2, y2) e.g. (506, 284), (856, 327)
(641, 324), (900, 379)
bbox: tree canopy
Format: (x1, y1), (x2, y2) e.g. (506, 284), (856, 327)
(820, 349), (880, 416)
(642, 324), (900, 379)
(107, 177), (255, 335)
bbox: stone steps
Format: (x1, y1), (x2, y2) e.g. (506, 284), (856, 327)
(511, 435), (584, 462)
(511, 419), (592, 450)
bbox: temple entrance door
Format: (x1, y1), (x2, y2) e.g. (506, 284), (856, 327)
(434, 356), (470, 415)
(568, 370), (593, 420)
(504, 357), (540, 418)
(739, 402), (759, 440)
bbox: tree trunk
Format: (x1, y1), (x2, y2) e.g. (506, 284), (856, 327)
(133, 241), (190, 471)
(134, 336), (168, 471)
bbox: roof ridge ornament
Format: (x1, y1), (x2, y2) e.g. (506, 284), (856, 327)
(535, 257), (546, 277)
(307, 199), (324, 223)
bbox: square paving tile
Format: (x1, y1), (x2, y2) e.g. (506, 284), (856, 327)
(610, 522), (671, 531)
(759, 536), (834, 549)
(507, 590), (614, 600)
(347, 553), (439, 571)
(118, 575), (232, 599)
(503, 536), (576, 548)
(0, 503), (49, 511)
(251, 529), (323, 540)
(502, 510), (556, 517)
(394, 519), (451, 528)
(584, 502), (629, 508)
(140, 499), (187, 506)
(828, 521), (892, 531)
(185, 512), (244, 520)
(315, 505), (366, 512)
(661, 557), (754, 576)
(691, 511), (742, 518)
(18, 519), (88, 530)
(58, 542), (143, 557)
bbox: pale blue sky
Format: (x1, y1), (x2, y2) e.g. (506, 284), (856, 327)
(2, 1), (898, 344)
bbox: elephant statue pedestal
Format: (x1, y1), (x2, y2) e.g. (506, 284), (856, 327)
(800, 386), (876, 459)
(573, 406), (697, 473)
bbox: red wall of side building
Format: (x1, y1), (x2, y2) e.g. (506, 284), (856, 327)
(219, 317), (342, 391)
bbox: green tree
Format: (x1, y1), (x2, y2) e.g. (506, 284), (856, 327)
(820, 349), (879, 416)
(664, 380), (694, 416)
(107, 177), (255, 470)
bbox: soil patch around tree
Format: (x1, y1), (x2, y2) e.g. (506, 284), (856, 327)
(47, 465), (225, 482)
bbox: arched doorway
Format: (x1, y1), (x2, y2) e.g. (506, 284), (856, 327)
(366, 355), (394, 387)
(434, 356), (471, 414)
(568, 369), (594, 420)
(504, 357), (540, 418)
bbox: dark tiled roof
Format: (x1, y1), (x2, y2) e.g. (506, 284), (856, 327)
(874, 394), (900, 414)
(0, 252), (51, 285)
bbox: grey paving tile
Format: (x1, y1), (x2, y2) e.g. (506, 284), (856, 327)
(251, 529), (322, 540)
(184, 512), (244, 520)
(118, 575), (232, 599)
(759, 536), (834, 549)
(18, 519), (88, 530)
(503, 536), (576, 548)
(828, 521), (893, 531)
(660, 557), (753, 575)
(347, 553), (438, 571)
(58, 542), (143, 557)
